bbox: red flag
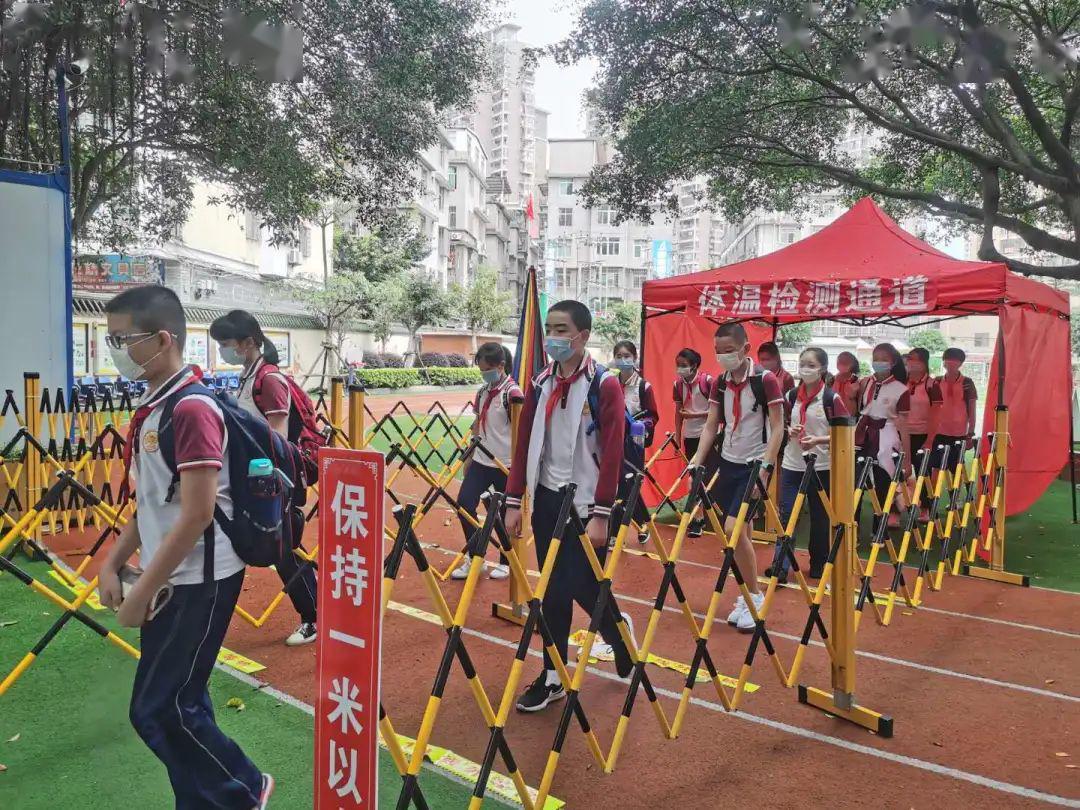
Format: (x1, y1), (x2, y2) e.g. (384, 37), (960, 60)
(525, 193), (535, 221)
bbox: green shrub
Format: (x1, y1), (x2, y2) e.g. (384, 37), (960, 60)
(356, 368), (421, 389)
(422, 367), (483, 386)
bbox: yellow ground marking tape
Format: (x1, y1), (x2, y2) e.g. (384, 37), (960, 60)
(567, 630), (761, 692)
(216, 646), (265, 674)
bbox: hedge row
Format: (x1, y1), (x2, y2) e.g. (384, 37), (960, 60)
(355, 367), (483, 389)
(363, 351), (470, 369)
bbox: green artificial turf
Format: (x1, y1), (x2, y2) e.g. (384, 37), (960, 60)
(0, 562), (488, 809)
(363, 415), (474, 479)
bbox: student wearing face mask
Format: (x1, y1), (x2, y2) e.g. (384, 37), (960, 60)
(831, 351), (861, 417)
(766, 347), (848, 582)
(690, 322), (786, 632)
(856, 343), (911, 528)
(933, 347), (978, 460)
(899, 348), (943, 519)
(99, 288), (273, 809)
(210, 310), (318, 647)
(450, 342), (523, 581)
(505, 300), (635, 713)
(612, 340), (659, 543)
(673, 348), (716, 537)
(757, 341), (796, 394)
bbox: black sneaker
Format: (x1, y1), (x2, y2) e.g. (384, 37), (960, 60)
(688, 520), (704, 538)
(637, 530), (650, 544)
(515, 673), (566, 713)
(764, 565), (789, 585)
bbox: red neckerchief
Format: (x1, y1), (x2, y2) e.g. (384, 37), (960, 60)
(476, 378), (505, 433)
(796, 380), (824, 423)
(941, 372), (964, 405)
(678, 371), (701, 405)
(545, 359), (587, 427)
(120, 368), (201, 503)
(864, 374), (895, 408)
(907, 373), (930, 397)
(725, 360), (752, 430)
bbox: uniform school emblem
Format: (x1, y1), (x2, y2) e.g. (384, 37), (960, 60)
(143, 430), (160, 453)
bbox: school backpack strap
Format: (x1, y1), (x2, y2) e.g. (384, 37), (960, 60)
(822, 386), (838, 421)
(158, 383), (218, 584)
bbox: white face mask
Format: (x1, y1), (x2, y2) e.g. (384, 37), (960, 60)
(716, 352), (742, 371)
(677, 366), (696, 380)
(798, 366), (823, 382)
(109, 335), (159, 381)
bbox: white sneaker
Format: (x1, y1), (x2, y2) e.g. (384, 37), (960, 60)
(726, 596), (747, 626)
(451, 560), (483, 580)
(284, 623), (316, 646)
(489, 564), (509, 580)
(736, 592), (766, 633)
(591, 613), (635, 659)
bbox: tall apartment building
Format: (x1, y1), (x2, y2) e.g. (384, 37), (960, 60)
(544, 137), (675, 314)
(446, 127), (489, 287)
(403, 128), (453, 286)
(673, 179), (730, 275)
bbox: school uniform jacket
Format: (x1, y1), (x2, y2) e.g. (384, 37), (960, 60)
(506, 355), (626, 521)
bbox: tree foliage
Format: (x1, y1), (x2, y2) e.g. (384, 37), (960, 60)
(558, 0), (1080, 278)
(1070, 313), (1080, 356)
(288, 271), (369, 352)
(455, 265), (514, 337)
(391, 271), (457, 361)
(593, 302), (642, 347)
(777, 322), (813, 349)
(910, 328), (949, 354)
(0, 1), (487, 248)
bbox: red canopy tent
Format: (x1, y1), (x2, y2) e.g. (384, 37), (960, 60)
(640, 197), (1072, 516)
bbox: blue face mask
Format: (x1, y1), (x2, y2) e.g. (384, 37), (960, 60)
(872, 361), (892, 375)
(219, 345), (245, 366)
(481, 368), (503, 385)
(613, 358), (636, 372)
(545, 335), (576, 363)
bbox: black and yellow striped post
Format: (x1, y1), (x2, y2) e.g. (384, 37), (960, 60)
(910, 443), (954, 601)
(962, 407), (1028, 586)
(880, 448), (934, 625)
(798, 415), (892, 737)
(934, 439), (969, 589)
(949, 437), (984, 576)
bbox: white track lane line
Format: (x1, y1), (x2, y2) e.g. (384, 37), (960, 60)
(420, 543), (1080, 702)
(628, 548), (1080, 639)
(388, 608), (1080, 808)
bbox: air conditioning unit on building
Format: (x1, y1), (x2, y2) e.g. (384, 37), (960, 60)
(287, 249), (302, 265)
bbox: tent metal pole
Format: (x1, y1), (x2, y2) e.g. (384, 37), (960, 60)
(1070, 393), (1077, 524)
(996, 330), (1006, 409)
(638, 303), (648, 375)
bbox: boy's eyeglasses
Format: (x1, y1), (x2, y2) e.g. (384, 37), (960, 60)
(104, 332), (154, 350)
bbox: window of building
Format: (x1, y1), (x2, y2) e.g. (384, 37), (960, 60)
(448, 206), (457, 228)
(558, 208), (573, 227)
(244, 210), (259, 242)
(448, 166), (457, 190)
(596, 207), (616, 225)
(633, 240), (649, 259)
(596, 236), (621, 256)
(973, 332), (990, 348)
(604, 268), (621, 287)
(300, 226), (311, 258)
(559, 179), (574, 195)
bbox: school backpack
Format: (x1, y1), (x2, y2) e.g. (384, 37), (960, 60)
(714, 370), (771, 444)
(158, 383), (308, 574)
(584, 364), (647, 473)
(784, 385), (839, 423)
(253, 363), (327, 484)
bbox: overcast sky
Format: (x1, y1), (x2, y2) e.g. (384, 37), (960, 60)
(499, 0), (597, 138)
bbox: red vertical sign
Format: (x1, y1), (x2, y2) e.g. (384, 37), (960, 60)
(315, 448), (385, 809)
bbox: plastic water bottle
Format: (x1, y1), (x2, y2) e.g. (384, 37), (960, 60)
(630, 420), (646, 449)
(248, 458), (283, 531)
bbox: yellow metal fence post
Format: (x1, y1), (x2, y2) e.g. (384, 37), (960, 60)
(962, 406), (1029, 587)
(348, 384), (366, 450)
(329, 376), (345, 448)
(23, 373), (42, 545)
(798, 415), (893, 737)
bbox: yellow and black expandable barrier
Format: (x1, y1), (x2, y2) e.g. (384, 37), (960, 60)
(880, 448), (935, 625)
(798, 415), (893, 737)
(963, 407), (1027, 586)
(0, 472), (137, 700)
(388, 495), (535, 810)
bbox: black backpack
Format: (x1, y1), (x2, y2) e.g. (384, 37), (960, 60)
(158, 383), (307, 579)
(714, 373), (771, 444)
(785, 385), (839, 423)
